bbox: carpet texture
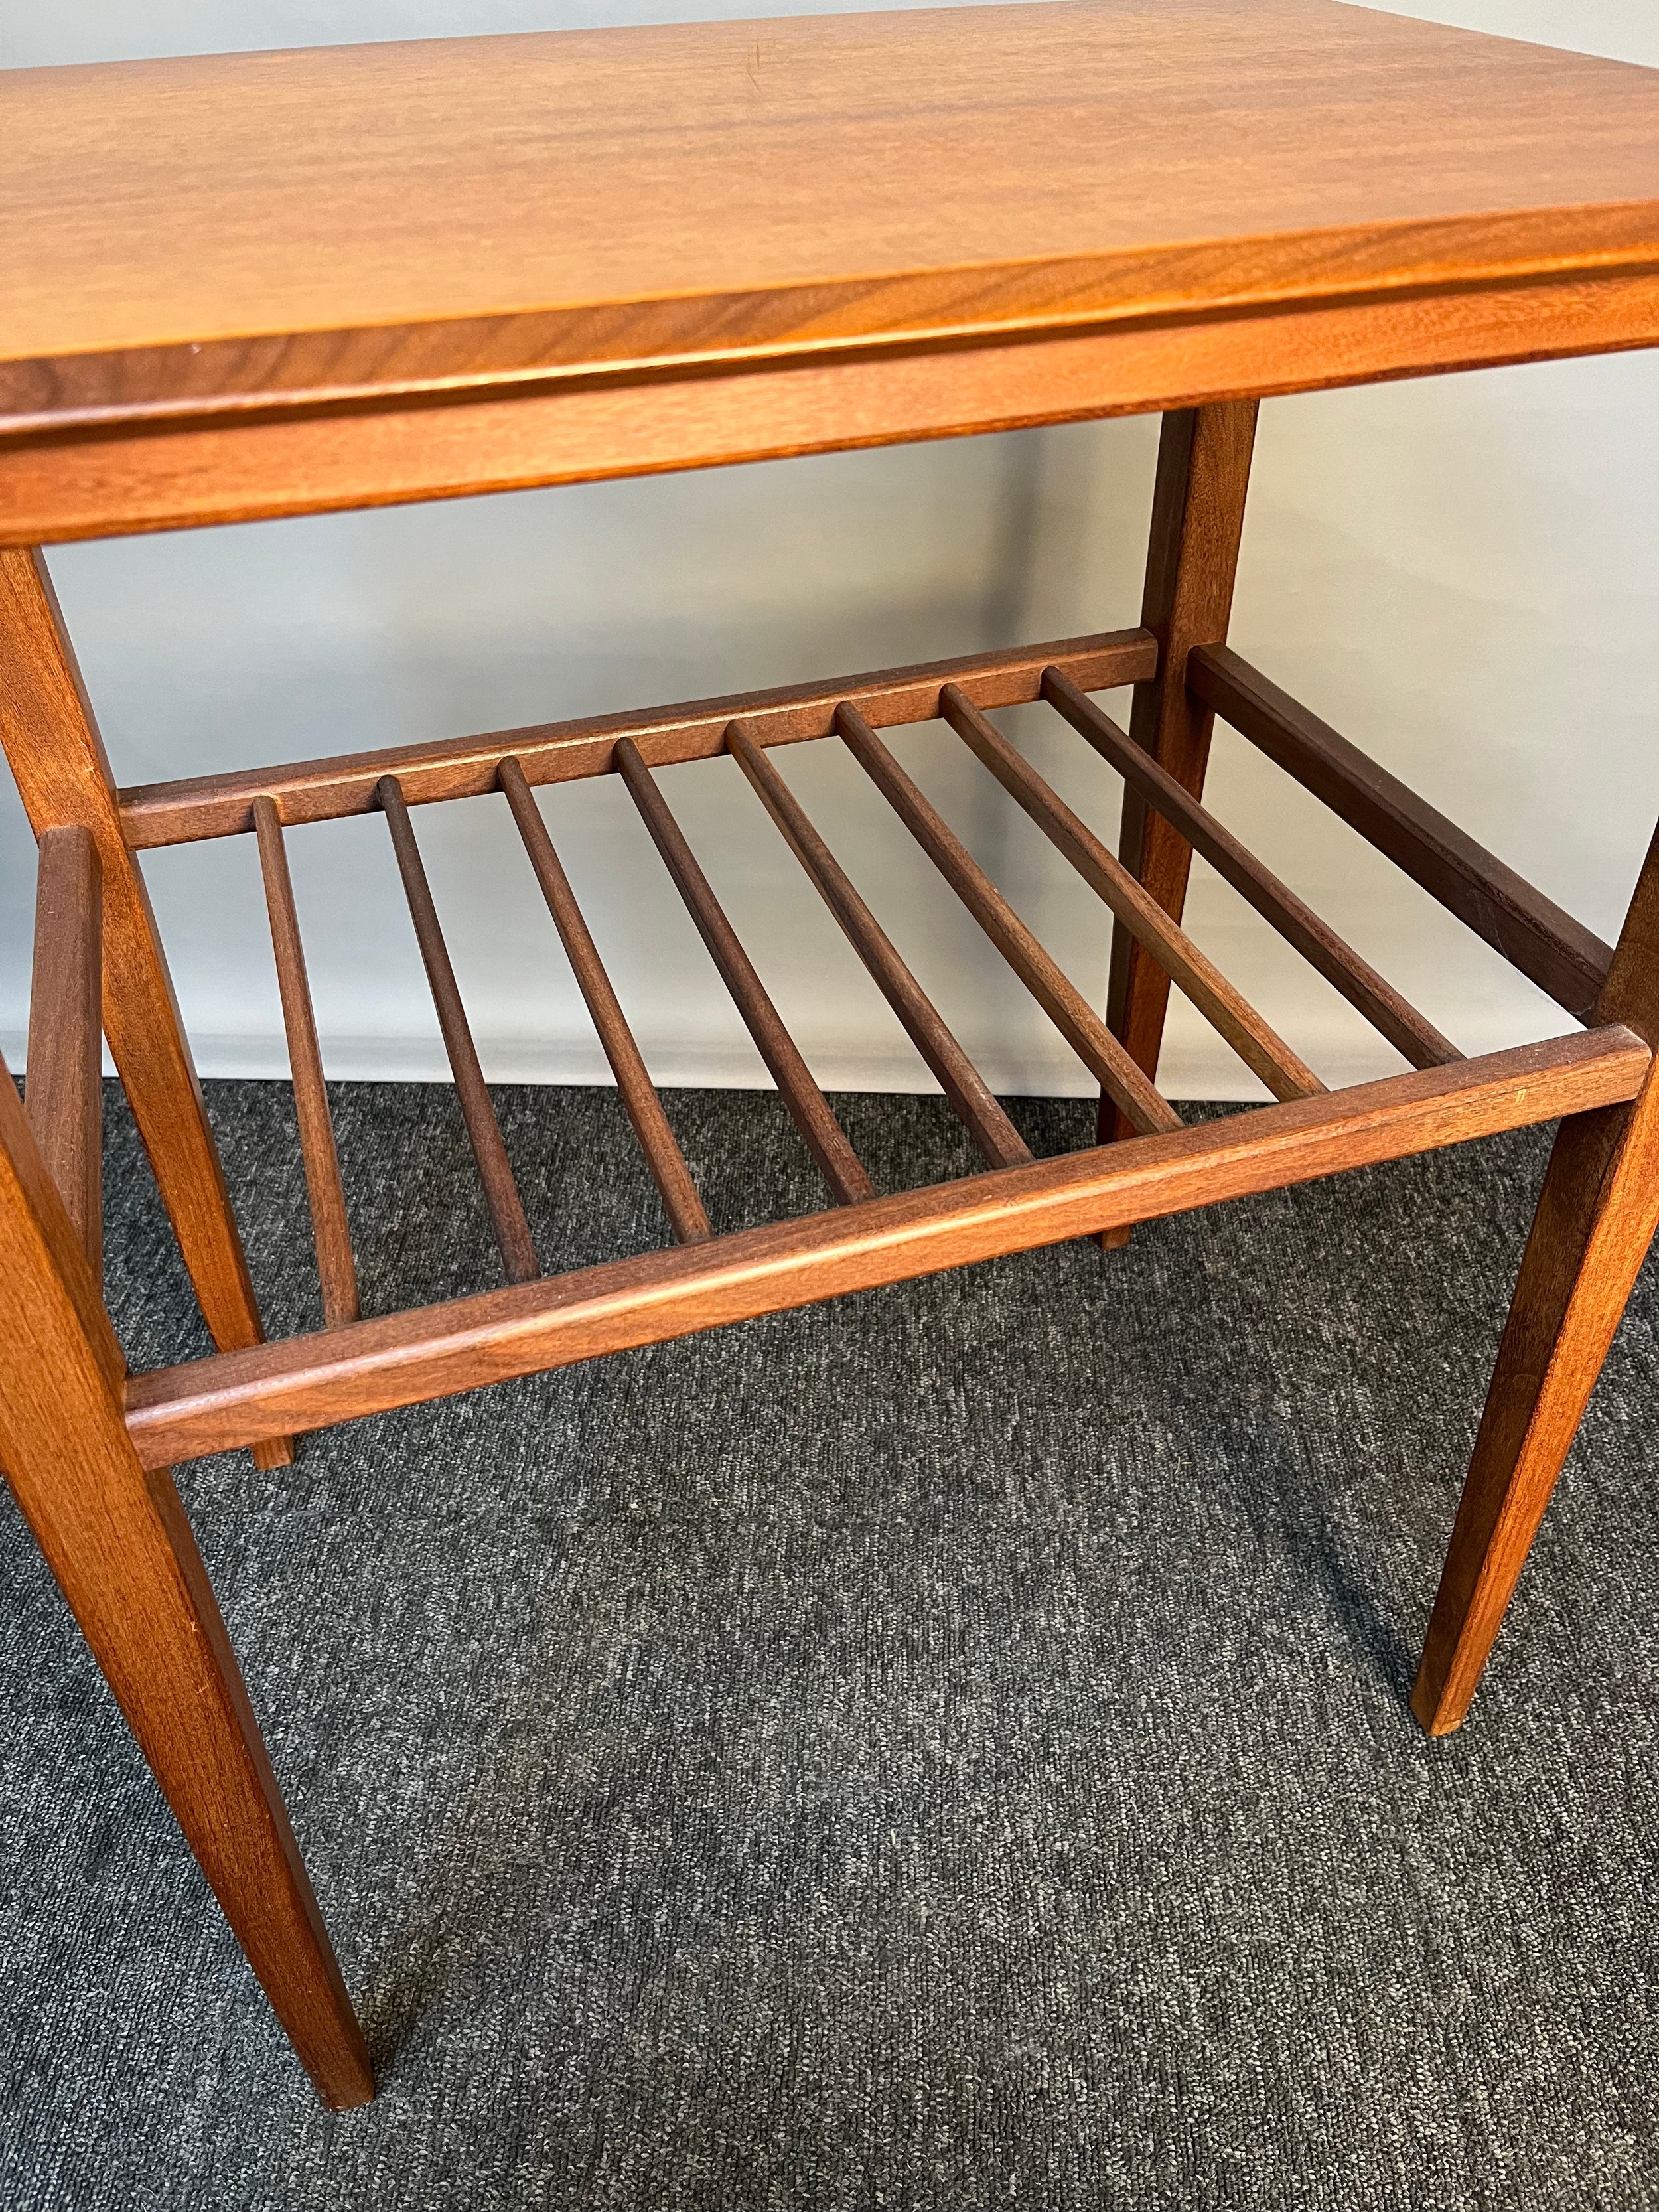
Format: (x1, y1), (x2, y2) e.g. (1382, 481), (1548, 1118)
(1, 1080), (1656, 2211)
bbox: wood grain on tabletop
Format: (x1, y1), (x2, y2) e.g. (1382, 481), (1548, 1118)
(5, 0), (1659, 437)
(11, 265), (1659, 544)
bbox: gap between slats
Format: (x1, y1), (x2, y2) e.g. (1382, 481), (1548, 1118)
(1040, 668), (1461, 1072)
(497, 755), (711, 1245)
(831, 704), (1180, 1137)
(378, 774), (540, 1285)
(613, 737), (875, 1207)
(1187, 644), (1612, 1023)
(725, 721), (1032, 1171)
(938, 684), (1325, 1104)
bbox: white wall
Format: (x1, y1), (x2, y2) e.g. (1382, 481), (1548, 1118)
(3, 1), (1656, 1099)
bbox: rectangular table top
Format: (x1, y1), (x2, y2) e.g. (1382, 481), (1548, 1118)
(4, 1), (1659, 541)
(7, 0), (1659, 436)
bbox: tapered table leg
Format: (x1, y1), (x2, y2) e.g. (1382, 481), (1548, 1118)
(1100, 403), (1258, 1244)
(0, 1052), (370, 2106)
(1413, 825), (1659, 1733)
(0, 548), (293, 1469)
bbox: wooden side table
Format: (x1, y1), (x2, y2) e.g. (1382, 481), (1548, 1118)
(3, 0), (1657, 2110)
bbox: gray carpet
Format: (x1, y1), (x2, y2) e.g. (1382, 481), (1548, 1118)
(2, 1078), (1657, 2211)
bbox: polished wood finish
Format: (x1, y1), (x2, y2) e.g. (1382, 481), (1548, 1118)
(253, 798), (359, 1327)
(13, 1), (1659, 429)
(1043, 669), (1459, 1071)
(27, 825), (104, 1270)
(614, 737), (874, 1207)
(121, 1029), (1650, 1473)
(1106, 403), (1259, 1154)
(7, 0), (1659, 2107)
(1190, 645), (1614, 1021)
(0, 549), (293, 1471)
(939, 684), (1321, 1104)
(727, 722), (1031, 1172)
(0, 1045), (372, 2107)
(1413, 826), (1659, 1734)
(498, 757), (709, 1245)
(118, 630), (1157, 849)
(378, 776), (539, 1284)
(9, 267), (1659, 548)
(7, 3), (1659, 538)
(836, 704), (1180, 1138)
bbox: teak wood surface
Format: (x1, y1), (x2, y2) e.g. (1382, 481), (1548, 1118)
(498, 757), (713, 1247)
(253, 797), (360, 1327)
(5, 0), (1659, 538)
(0, 550), (295, 1472)
(1412, 828), (1659, 1735)
(1104, 402), (1256, 1154)
(4, 0), (1659, 2114)
(116, 629), (1157, 846)
(834, 702), (1181, 1138)
(26, 826), (103, 1272)
(0, 1043), (372, 2110)
(1040, 668), (1461, 1072)
(937, 682), (1321, 1104)
(614, 736), (875, 1209)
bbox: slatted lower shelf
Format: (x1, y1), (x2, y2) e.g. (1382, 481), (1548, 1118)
(104, 628), (1648, 1469)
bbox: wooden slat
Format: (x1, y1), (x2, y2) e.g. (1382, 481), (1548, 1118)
(834, 704), (1180, 1138)
(498, 756), (710, 1245)
(938, 685), (1326, 1104)
(377, 774), (540, 1285)
(252, 797), (360, 1326)
(1189, 645), (1613, 1021)
(613, 738), (874, 1207)
(117, 631), (1157, 849)
(1042, 669), (1461, 1072)
(121, 1027), (1652, 1471)
(25, 824), (103, 1272)
(726, 722), (1032, 1172)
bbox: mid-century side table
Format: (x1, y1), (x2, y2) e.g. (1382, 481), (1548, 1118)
(3, 0), (1658, 2110)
